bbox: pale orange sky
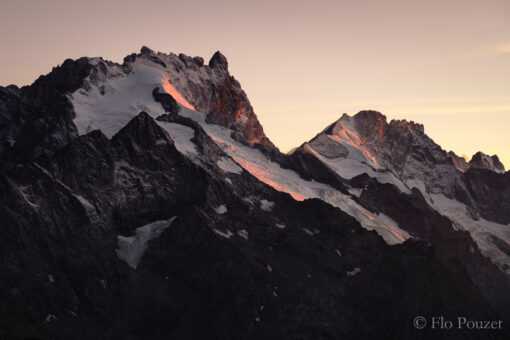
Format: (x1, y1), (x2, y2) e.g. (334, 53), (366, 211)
(1, 0), (509, 168)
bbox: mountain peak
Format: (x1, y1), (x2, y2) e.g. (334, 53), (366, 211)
(140, 46), (156, 56)
(469, 151), (505, 173)
(447, 151), (470, 172)
(209, 51), (228, 70)
(59, 47), (275, 152)
(345, 110), (388, 142)
(112, 111), (172, 151)
(353, 110), (386, 122)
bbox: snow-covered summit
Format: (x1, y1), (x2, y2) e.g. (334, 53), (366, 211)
(290, 110), (510, 270)
(70, 46), (274, 151)
(299, 110), (506, 196)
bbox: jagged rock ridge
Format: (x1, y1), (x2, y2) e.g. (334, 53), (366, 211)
(0, 48), (509, 340)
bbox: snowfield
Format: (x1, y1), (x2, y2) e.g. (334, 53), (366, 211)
(157, 121), (199, 155)
(117, 217), (177, 269)
(431, 194), (510, 272)
(69, 56), (509, 261)
(69, 58), (411, 245)
(176, 106), (411, 245)
(71, 60), (169, 137)
(217, 157), (243, 174)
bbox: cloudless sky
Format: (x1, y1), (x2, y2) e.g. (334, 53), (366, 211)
(1, 0), (509, 167)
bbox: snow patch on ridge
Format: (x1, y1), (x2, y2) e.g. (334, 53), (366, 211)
(215, 205), (227, 214)
(116, 217), (177, 269)
(305, 138), (411, 194)
(213, 228), (233, 239)
(348, 187), (363, 197)
(237, 229), (249, 240)
(217, 157), (242, 174)
(260, 199), (274, 212)
(73, 194), (100, 222)
(17, 185), (39, 209)
(347, 267), (361, 277)
(157, 121), (198, 155)
(319, 188), (411, 245)
(431, 194), (510, 271)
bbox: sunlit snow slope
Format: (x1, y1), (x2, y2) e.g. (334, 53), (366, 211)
(69, 57), (410, 245)
(68, 53), (510, 268)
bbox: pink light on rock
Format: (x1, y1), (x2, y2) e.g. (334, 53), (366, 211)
(161, 76), (195, 110)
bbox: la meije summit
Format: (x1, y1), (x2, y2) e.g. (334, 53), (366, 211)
(0, 47), (509, 340)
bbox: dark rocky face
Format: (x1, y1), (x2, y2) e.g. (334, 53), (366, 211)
(0, 58), (92, 161)
(209, 51), (229, 70)
(469, 151), (506, 173)
(0, 48), (509, 340)
(1, 113), (507, 340)
(463, 168), (510, 224)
